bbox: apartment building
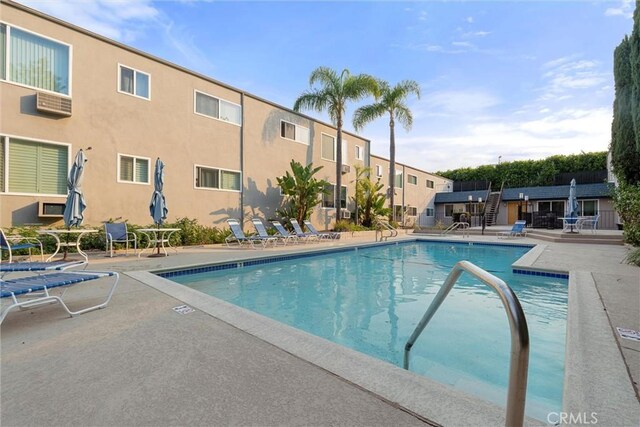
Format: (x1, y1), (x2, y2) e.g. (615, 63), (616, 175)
(0, 0), (448, 230)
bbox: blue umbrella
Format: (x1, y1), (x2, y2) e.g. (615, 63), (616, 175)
(568, 178), (578, 218)
(63, 149), (87, 228)
(149, 158), (168, 225)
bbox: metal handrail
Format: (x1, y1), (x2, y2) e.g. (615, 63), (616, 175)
(375, 218), (398, 241)
(403, 261), (530, 427)
(440, 221), (469, 237)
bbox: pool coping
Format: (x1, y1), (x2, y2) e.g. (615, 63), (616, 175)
(127, 238), (637, 425)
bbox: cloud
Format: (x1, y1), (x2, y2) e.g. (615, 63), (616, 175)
(605, 0), (634, 18)
(466, 16), (474, 23)
(415, 89), (502, 117)
(538, 57), (608, 101)
(15, 0), (215, 72)
(462, 31), (491, 38)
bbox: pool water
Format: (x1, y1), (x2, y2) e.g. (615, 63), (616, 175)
(170, 241), (567, 420)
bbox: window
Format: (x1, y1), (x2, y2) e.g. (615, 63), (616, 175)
(1, 24), (71, 95)
(118, 154), (150, 184)
(194, 91), (242, 125)
(394, 171), (403, 189)
(393, 205), (403, 221)
(579, 200), (598, 216)
(321, 134), (335, 161)
(376, 165), (383, 177)
(280, 120), (309, 144)
(445, 204), (454, 217)
(355, 145), (364, 161)
(323, 184), (347, 208)
(195, 165), (241, 191)
(537, 201), (565, 216)
(408, 174), (417, 185)
(426, 208), (434, 217)
(426, 179), (434, 189)
(118, 65), (150, 99)
(407, 206), (418, 216)
(1, 136), (68, 195)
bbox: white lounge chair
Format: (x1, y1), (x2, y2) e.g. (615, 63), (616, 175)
(303, 220), (340, 240)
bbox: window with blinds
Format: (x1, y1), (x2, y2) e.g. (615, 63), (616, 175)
(195, 166), (241, 191)
(194, 91), (241, 125)
(322, 184), (347, 208)
(395, 172), (403, 189)
(1, 24), (70, 95)
(3, 137), (68, 195)
(280, 120), (310, 145)
(118, 154), (149, 184)
(321, 134), (335, 161)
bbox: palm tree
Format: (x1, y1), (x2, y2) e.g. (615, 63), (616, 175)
(294, 67), (377, 220)
(353, 80), (421, 220)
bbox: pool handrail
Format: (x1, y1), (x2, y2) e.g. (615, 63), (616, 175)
(403, 260), (530, 427)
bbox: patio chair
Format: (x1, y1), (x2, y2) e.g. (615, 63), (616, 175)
(250, 219), (279, 246)
(1, 269), (119, 324)
(225, 219), (266, 249)
(303, 220), (340, 240)
(578, 215), (599, 234)
(0, 228), (43, 263)
(270, 221), (300, 245)
(104, 222), (137, 257)
(289, 219), (320, 243)
(496, 220), (527, 239)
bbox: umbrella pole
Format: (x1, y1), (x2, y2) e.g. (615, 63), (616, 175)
(63, 226), (70, 260)
(156, 223), (161, 255)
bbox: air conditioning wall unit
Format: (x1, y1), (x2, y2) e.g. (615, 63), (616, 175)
(36, 92), (72, 116)
(341, 164), (351, 174)
(341, 209), (351, 219)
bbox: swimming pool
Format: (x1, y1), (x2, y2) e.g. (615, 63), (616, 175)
(167, 241), (567, 420)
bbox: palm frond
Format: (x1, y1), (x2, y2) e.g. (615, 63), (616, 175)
(353, 103), (387, 131)
(293, 90), (330, 113)
(395, 104), (414, 131)
(309, 66), (340, 89)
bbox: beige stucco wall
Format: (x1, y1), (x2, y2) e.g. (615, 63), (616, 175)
(0, 1), (371, 231)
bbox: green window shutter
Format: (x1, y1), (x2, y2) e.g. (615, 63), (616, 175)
(9, 139), (39, 193)
(221, 170), (240, 191)
(39, 142), (68, 194)
(135, 158), (149, 183)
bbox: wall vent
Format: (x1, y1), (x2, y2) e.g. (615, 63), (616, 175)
(341, 164), (351, 174)
(36, 92), (72, 116)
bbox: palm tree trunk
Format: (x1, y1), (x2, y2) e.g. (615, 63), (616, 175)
(388, 115), (395, 221)
(336, 118), (343, 221)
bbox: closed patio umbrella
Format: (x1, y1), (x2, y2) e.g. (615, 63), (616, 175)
(566, 178), (579, 232)
(149, 158), (168, 225)
(63, 149), (87, 228)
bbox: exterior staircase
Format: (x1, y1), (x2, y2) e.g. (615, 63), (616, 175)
(483, 182), (503, 226)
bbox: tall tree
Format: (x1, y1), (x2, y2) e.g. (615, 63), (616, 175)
(352, 80), (421, 219)
(631, 1), (640, 152)
(294, 67), (377, 220)
(611, 35), (640, 185)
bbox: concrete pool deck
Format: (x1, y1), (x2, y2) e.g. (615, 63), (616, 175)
(1, 233), (639, 426)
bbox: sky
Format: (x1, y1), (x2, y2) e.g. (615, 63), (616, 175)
(14, 0), (635, 173)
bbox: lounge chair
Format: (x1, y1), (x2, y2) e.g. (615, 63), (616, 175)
(303, 220), (340, 240)
(578, 215), (599, 234)
(250, 219), (279, 246)
(1, 269), (119, 324)
(104, 222), (137, 257)
(289, 219), (320, 243)
(497, 220), (527, 239)
(0, 228), (43, 263)
(270, 221), (300, 245)
(225, 219), (268, 249)
(0, 260), (85, 274)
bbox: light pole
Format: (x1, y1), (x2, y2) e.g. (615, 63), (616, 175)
(479, 197), (484, 232)
(518, 193), (524, 221)
(524, 195), (529, 226)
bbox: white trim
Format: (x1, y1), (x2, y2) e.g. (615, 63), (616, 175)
(117, 153), (151, 185)
(320, 132), (336, 162)
(355, 145), (364, 161)
(193, 163), (242, 193)
(376, 164), (383, 177)
(117, 63), (151, 101)
(408, 174), (418, 185)
(0, 133), (71, 196)
(279, 119), (309, 145)
(0, 21), (73, 96)
(193, 90), (242, 127)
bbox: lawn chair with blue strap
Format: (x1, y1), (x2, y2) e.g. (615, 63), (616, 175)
(289, 219), (320, 243)
(1, 263), (119, 324)
(250, 219), (279, 247)
(225, 219), (266, 249)
(270, 221), (300, 245)
(303, 220), (340, 240)
(104, 222), (138, 257)
(0, 228), (43, 263)
(496, 220), (527, 239)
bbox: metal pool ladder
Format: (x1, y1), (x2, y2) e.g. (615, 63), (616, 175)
(403, 260), (530, 427)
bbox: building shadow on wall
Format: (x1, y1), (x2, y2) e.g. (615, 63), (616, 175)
(262, 109), (316, 166)
(244, 177), (282, 221)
